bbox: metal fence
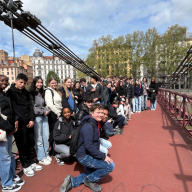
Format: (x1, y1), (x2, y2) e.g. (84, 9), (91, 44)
(158, 88), (192, 137)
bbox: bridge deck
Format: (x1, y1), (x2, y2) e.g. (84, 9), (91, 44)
(16, 102), (192, 192)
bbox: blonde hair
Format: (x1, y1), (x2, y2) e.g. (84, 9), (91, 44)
(63, 77), (74, 99)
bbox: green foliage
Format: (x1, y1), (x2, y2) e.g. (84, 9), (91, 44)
(86, 24), (192, 80)
(76, 70), (89, 81)
(46, 71), (60, 87)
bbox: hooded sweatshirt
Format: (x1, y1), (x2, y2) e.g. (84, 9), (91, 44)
(76, 115), (106, 160)
(6, 83), (35, 123)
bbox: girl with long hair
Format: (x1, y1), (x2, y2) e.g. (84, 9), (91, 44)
(45, 77), (62, 156)
(29, 76), (51, 165)
(141, 77), (149, 111)
(73, 81), (83, 109)
(58, 77), (76, 116)
(116, 80), (125, 99)
(148, 77), (158, 110)
(134, 79), (143, 113)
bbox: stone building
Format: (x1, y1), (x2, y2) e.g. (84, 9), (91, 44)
(32, 48), (76, 85)
(0, 50), (8, 65)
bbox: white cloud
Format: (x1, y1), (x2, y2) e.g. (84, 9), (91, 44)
(0, 0), (192, 59)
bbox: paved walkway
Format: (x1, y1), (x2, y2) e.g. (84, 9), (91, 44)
(17, 102), (192, 192)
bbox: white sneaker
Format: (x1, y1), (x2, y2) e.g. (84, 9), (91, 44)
(131, 112), (133, 114)
(2, 184), (22, 192)
(136, 111), (138, 113)
(138, 111), (141, 113)
(39, 159), (51, 165)
(31, 163), (43, 171)
(46, 155), (52, 162)
(13, 175), (25, 186)
(23, 166), (35, 177)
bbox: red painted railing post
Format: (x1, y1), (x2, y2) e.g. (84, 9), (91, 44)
(183, 98), (186, 128)
(174, 94), (177, 118)
(169, 92), (171, 111)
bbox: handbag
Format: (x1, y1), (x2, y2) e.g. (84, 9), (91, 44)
(0, 107), (7, 142)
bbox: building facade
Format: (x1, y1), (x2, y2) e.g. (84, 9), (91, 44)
(0, 50), (8, 65)
(32, 48), (76, 85)
(20, 54), (33, 86)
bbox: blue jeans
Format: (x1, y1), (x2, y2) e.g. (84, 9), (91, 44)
(135, 96), (141, 112)
(34, 116), (49, 161)
(0, 135), (15, 187)
(71, 155), (115, 188)
(141, 95), (148, 110)
(150, 100), (157, 110)
(105, 129), (114, 136)
(114, 116), (125, 127)
(99, 138), (112, 155)
(131, 98), (135, 112)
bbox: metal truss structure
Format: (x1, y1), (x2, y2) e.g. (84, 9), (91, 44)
(0, 0), (100, 77)
(164, 46), (192, 89)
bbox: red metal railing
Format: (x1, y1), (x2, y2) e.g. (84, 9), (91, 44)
(158, 88), (192, 136)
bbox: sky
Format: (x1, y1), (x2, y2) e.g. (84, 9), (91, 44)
(0, 0), (192, 59)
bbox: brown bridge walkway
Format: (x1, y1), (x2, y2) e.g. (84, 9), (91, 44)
(17, 102), (192, 192)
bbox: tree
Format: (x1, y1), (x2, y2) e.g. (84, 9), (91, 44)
(125, 30), (144, 79)
(46, 71), (60, 87)
(142, 27), (160, 79)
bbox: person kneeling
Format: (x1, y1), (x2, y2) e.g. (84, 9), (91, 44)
(108, 100), (125, 131)
(53, 107), (74, 166)
(60, 104), (115, 192)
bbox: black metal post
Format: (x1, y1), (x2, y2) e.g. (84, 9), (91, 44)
(8, 11), (16, 80)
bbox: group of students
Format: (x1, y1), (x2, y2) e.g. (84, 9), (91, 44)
(0, 73), (158, 192)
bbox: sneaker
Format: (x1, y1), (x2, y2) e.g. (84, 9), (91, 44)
(46, 155), (52, 162)
(84, 178), (102, 192)
(114, 130), (123, 135)
(138, 111), (141, 113)
(59, 175), (72, 192)
(2, 184), (21, 192)
(131, 112), (133, 114)
(136, 111), (138, 113)
(39, 159), (51, 165)
(13, 175), (25, 186)
(23, 166), (35, 177)
(55, 155), (65, 166)
(31, 163), (43, 171)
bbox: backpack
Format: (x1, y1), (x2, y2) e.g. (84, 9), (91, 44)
(45, 88), (55, 105)
(70, 121), (95, 155)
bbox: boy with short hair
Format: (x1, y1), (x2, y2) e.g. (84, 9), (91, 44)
(108, 100), (125, 130)
(7, 73), (42, 177)
(60, 104), (115, 192)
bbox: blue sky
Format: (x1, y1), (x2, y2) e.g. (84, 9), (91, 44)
(0, 0), (192, 59)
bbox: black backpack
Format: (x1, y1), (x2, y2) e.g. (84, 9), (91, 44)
(45, 88), (55, 105)
(70, 121), (95, 155)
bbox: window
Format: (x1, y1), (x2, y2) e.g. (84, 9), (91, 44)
(2, 72), (4, 75)
(38, 71), (41, 75)
(48, 66), (50, 69)
(56, 60), (58, 64)
(38, 60), (40, 64)
(12, 77), (14, 80)
(44, 61), (46, 64)
(38, 65), (41, 69)
(11, 72), (13, 75)
(61, 75), (63, 79)
(11, 68), (13, 71)
(44, 66), (46, 69)
(2, 68), (3, 71)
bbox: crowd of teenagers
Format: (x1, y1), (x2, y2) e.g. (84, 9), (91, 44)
(0, 73), (158, 192)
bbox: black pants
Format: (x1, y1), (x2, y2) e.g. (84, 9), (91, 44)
(48, 111), (58, 156)
(14, 122), (35, 168)
(114, 116), (125, 127)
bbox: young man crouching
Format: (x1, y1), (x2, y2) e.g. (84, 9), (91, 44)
(60, 104), (115, 192)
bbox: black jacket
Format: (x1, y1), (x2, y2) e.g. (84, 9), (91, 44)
(116, 86), (125, 97)
(124, 84), (134, 99)
(102, 87), (110, 105)
(100, 121), (109, 140)
(86, 83), (103, 101)
(0, 92), (15, 132)
(58, 86), (76, 113)
(6, 83), (35, 124)
(75, 103), (89, 127)
(109, 91), (117, 104)
(76, 116), (106, 160)
(147, 82), (158, 102)
(53, 116), (74, 145)
(108, 105), (122, 120)
(73, 88), (83, 106)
